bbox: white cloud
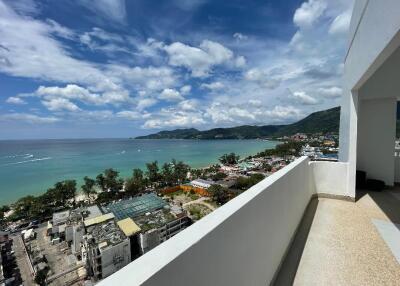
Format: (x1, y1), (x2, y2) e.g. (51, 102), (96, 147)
(291, 91), (318, 105)
(329, 10), (352, 35)
(0, 2), (126, 95)
(180, 85), (191, 95)
(42, 98), (81, 112)
(143, 108), (205, 129)
(116, 110), (141, 120)
(159, 88), (184, 102)
(6, 96), (26, 104)
(235, 56), (246, 68)
(233, 33), (248, 41)
(318, 86), (343, 98)
(0, 113), (59, 123)
(293, 0), (327, 28)
(244, 68), (280, 89)
(200, 81), (224, 91)
(77, 0), (126, 23)
(163, 40), (237, 77)
(137, 98), (158, 110)
(79, 27), (130, 53)
(264, 106), (303, 123)
(178, 99), (199, 111)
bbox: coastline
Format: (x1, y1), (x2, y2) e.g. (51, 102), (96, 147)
(0, 139), (279, 205)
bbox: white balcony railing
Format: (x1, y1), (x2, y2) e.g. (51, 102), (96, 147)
(98, 157), (349, 286)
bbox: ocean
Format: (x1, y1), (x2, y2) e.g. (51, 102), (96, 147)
(0, 139), (278, 205)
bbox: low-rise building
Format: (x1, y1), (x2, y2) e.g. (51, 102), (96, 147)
(189, 179), (214, 189)
(83, 217), (131, 281)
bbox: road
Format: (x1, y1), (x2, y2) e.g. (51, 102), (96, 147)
(13, 235), (35, 286)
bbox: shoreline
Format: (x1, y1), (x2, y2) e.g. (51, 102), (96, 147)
(0, 139), (280, 206)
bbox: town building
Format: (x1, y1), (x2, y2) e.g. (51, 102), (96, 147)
(82, 216), (131, 280)
(189, 179), (214, 189)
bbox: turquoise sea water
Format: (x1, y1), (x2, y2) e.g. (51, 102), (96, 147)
(0, 139), (278, 205)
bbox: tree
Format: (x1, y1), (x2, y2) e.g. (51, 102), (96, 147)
(146, 161), (160, 185)
(82, 176), (96, 202)
(161, 163), (174, 186)
(172, 159), (190, 184)
(125, 168), (146, 196)
(219, 153), (240, 165)
(104, 168), (123, 191)
(262, 163), (272, 172)
(96, 174), (106, 192)
(211, 172), (227, 182)
(208, 185), (230, 205)
(234, 174), (265, 190)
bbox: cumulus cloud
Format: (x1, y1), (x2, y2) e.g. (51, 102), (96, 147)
(6, 96), (26, 104)
(163, 40), (243, 77)
(329, 10), (352, 35)
(159, 88), (184, 102)
(264, 106), (303, 123)
(290, 91), (318, 105)
(116, 110), (141, 120)
(42, 98), (81, 112)
(293, 0), (327, 28)
(200, 81), (224, 91)
(143, 108), (206, 129)
(180, 85), (191, 95)
(244, 68), (280, 89)
(318, 86), (343, 98)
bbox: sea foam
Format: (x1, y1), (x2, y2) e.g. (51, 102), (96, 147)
(1, 157), (52, 166)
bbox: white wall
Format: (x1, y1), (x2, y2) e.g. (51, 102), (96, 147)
(101, 240), (131, 279)
(310, 161), (349, 197)
(339, 0), (400, 195)
(98, 157), (314, 286)
(357, 98), (397, 185)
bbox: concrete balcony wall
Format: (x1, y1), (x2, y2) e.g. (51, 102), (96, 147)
(309, 161), (350, 198)
(98, 157), (315, 286)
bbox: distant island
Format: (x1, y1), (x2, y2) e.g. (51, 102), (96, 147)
(136, 105), (400, 140)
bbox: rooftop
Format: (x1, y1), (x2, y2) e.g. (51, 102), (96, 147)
(117, 218), (141, 237)
(102, 193), (167, 220)
(84, 213), (115, 228)
(86, 219), (127, 250)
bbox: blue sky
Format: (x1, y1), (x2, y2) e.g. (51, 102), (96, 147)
(0, 0), (353, 139)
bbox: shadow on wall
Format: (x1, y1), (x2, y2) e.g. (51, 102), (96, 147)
(273, 198), (319, 286)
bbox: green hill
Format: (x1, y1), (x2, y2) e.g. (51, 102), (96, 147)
(136, 106), (400, 139)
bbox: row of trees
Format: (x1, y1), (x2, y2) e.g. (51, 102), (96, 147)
(253, 141), (304, 158)
(6, 159), (191, 222)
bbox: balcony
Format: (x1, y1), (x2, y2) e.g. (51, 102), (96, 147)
(98, 157), (400, 285)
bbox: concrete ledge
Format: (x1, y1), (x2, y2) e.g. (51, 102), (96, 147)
(312, 193), (355, 203)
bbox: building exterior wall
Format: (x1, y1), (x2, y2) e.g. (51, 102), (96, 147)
(339, 0), (400, 196)
(99, 157), (314, 286)
(100, 240), (131, 279)
(357, 98), (397, 185)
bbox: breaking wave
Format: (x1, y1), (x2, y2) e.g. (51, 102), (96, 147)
(1, 157), (52, 166)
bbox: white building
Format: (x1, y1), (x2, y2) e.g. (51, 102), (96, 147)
(189, 179), (214, 189)
(98, 2), (400, 285)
